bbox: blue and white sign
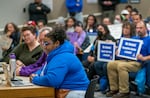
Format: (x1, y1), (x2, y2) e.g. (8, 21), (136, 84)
(97, 41), (116, 62)
(117, 38), (143, 60)
(87, 32), (97, 43)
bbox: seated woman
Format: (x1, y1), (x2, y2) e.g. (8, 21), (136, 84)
(69, 21), (90, 61)
(65, 17), (76, 39)
(30, 26), (89, 98)
(1, 22), (20, 60)
(3, 26), (43, 66)
(84, 14), (97, 33)
(82, 24), (116, 80)
(16, 27), (52, 76)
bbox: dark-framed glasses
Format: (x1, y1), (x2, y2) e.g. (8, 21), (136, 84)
(42, 41), (53, 46)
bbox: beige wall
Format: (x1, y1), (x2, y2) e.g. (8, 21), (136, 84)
(48, 0), (150, 21)
(0, 0), (150, 29)
(47, 0), (100, 20)
(116, 0), (150, 18)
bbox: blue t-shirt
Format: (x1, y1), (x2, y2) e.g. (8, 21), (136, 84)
(133, 36), (150, 57)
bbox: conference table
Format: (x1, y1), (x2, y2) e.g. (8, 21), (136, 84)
(0, 74), (55, 98)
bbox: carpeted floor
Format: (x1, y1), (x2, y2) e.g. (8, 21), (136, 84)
(94, 91), (150, 98)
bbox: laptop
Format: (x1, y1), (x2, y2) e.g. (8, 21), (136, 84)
(2, 63), (34, 87)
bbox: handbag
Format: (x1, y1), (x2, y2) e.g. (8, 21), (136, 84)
(55, 89), (70, 98)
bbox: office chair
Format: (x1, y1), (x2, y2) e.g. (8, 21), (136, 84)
(85, 75), (99, 98)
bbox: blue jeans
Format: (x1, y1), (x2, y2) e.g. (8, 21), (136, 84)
(143, 60), (150, 88)
(94, 61), (107, 77)
(129, 61), (150, 88)
(68, 12), (83, 23)
(66, 90), (86, 98)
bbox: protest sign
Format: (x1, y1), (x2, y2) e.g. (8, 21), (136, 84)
(97, 41), (115, 62)
(108, 24), (122, 39)
(87, 32), (97, 43)
(117, 38), (143, 60)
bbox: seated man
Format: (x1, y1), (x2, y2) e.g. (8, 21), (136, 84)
(106, 21), (150, 98)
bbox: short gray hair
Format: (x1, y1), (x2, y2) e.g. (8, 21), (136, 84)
(39, 26), (53, 34)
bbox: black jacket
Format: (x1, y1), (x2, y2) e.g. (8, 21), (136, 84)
(98, 0), (119, 11)
(28, 2), (51, 24)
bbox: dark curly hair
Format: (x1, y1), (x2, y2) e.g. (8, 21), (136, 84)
(45, 26), (66, 45)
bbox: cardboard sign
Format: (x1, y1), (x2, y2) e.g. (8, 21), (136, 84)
(117, 38), (143, 60)
(108, 24), (122, 39)
(97, 41), (116, 62)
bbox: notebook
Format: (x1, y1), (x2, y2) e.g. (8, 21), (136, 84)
(2, 63), (34, 87)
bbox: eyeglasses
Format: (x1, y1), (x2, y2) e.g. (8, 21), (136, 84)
(42, 41), (53, 46)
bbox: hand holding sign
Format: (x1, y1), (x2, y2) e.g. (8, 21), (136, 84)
(137, 54), (147, 61)
(97, 41), (116, 62)
(117, 38), (143, 60)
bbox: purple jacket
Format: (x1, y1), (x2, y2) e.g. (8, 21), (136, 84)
(67, 31), (86, 53)
(20, 52), (47, 76)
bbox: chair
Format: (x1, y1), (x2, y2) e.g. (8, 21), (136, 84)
(85, 75), (99, 98)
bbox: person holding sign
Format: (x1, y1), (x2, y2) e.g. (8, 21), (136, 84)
(95, 21), (134, 92)
(106, 21), (150, 98)
(82, 24), (116, 80)
(114, 21), (136, 61)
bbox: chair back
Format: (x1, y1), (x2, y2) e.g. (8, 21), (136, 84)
(85, 75), (99, 98)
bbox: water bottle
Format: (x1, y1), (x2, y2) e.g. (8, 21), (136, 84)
(9, 53), (16, 80)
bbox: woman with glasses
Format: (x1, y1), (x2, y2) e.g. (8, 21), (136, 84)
(3, 26), (43, 66)
(30, 26), (89, 98)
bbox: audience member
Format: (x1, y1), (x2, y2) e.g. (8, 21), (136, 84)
(106, 21), (150, 98)
(98, 0), (119, 22)
(65, 17), (76, 39)
(3, 26), (43, 66)
(84, 14), (97, 33)
(120, 9), (130, 21)
(28, 0), (51, 24)
(113, 14), (122, 24)
(69, 21), (90, 61)
(65, 0), (83, 23)
(131, 8), (139, 17)
(1, 22), (20, 60)
(16, 27), (52, 76)
(132, 14), (142, 25)
(125, 5), (133, 15)
(82, 24), (115, 80)
(30, 26), (89, 98)
(102, 17), (112, 25)
(37, 20), (46, 30)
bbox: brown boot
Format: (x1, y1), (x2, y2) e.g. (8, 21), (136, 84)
(112, 92), (130, 98)
(106, 90), (118, 97)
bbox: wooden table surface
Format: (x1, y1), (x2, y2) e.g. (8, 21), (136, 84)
(0, 74), (55, 98)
